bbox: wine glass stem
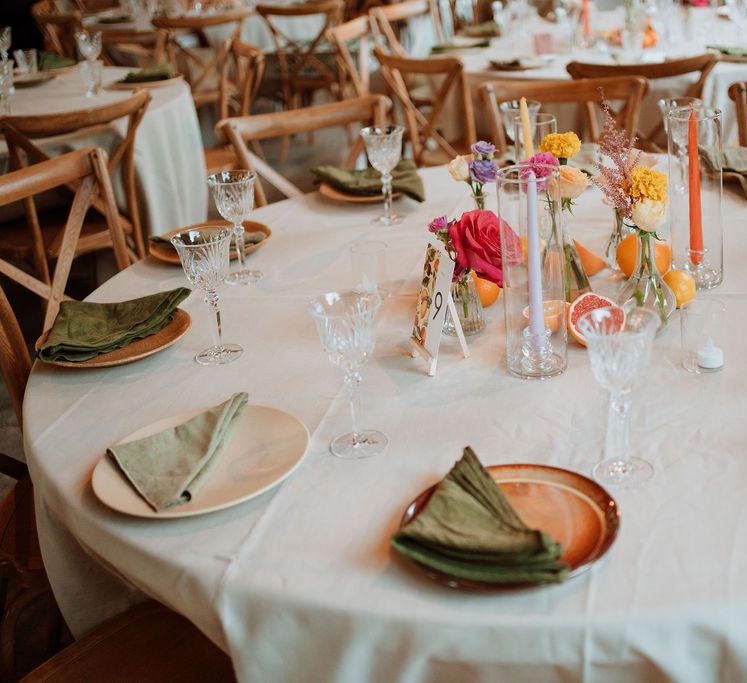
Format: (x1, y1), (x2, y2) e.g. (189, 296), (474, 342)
(233, 223), (246, 270)
(605, 393), (631, 465)
(344, 370), (364, 444)
(382, 173), (393, 223)
(206, 289), (223, 350)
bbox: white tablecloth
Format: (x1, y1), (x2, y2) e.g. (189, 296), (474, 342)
(23, 164), (747, 681)
(1, 66), (207, 235)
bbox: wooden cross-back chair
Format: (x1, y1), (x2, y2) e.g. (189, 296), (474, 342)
(729, 81), (747, 146)
(374, 47), (475, 166)
(216, 94), (391, 207)
(566, 54), (717, 151)
(327, 15), (371, 99)
(477, 76), (649, 155)
(31, 0), (83, 60)
(369, 0), (446, 57)
(0, 88), (151, 271)
(152, 7), (250, 111)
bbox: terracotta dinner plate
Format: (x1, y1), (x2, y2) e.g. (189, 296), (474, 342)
(318, 182), (402, 204)
(148, 220), (272, 265)
(397, 463), (620, 591)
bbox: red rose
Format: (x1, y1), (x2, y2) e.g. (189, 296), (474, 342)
(447, 210), (521, 287)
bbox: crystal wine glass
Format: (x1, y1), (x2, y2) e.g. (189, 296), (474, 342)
(658, 96), (701, 137)
(75, 30), (102, 62)
(578, 306), (659, 488)
(0, 27), (10, 63)
(171, 227), (243, 366)
(0, 61), (12, 115)
(360, 125), (404, 226)
(309, 290), (386, 459)
(207, 170), (262, 285)
(498, 99), (540, 150)
(13, 49), (37, 75)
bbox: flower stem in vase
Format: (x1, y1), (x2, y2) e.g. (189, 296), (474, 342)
(562, 234), (591, 303)
(471, 191), (487, 211)
(443, 272), (486, 337)
(604, 208), (631, 270)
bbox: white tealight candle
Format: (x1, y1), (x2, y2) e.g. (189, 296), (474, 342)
(696, 338), (724, 370)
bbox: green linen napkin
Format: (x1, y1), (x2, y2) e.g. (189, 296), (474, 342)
(38, 52), (76, 71)
(38, 287), (190, 363)
(707, 45), (747, 57)
(391, 447), (568, 584)
(121, 63), (173, 83)
(311, 159), (425, 202)
(702, 145), (747, 199)
(149, 230), (266, 246)
(459, 21), (501, 37)
(108, 392), (248, 512)
(431, 39), (490, 52)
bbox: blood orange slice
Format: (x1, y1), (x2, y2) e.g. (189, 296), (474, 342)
(567, 293), (624, 346)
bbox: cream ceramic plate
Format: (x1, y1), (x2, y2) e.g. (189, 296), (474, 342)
(107, 74), (184, 90)
(92, 405), (310, 519)
(13, 73), (56, 87)
(318, 182), (402, 204)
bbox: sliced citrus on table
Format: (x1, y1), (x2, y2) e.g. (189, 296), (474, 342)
(663, 269), (696, 308)
(573, 240), (606, 277)
(471, 273), (500, 307)
(522, 300), (567, 333)
(616, 233), (672, 278)
(567, 292), (625, 346)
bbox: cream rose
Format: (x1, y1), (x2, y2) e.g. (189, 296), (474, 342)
(558, 165), (591, 199)
(447, 155), (470, 182)
(631, 198), (668, 232)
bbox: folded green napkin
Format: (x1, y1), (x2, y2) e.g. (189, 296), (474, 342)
(38, 287), (190, 363)
(459, 21), (501, 37)
(38, 52), (76, 71)
(707, 44), (747, 57)
(391, 447), (568, 585)
(108, 392), (248, 512)
(311, 159), (425, 202)
(121, 63), (173, 83)
(431, 39), (490, 52)
(149, 230), (266, 246)
(702, 145), (747, 198)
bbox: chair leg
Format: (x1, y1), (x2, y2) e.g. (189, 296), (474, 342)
(0, 584), (52, 682)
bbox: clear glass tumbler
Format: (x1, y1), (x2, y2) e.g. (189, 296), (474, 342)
(513, 112), (557, 161)
(498, 99), (539, 153)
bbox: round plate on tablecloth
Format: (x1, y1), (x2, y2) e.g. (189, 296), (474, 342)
(318, 182), (402, 204)
(396, 463), (620, 591)
(13, 72), (56, 88)
(489, 57), (549, 71)
(35, 308), (191, 368)
(91, 405), (310, 518)
(107, 74), (184, 90)
(148, 219), (271, 265)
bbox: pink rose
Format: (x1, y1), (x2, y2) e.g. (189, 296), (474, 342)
(448, 210), (522, 287)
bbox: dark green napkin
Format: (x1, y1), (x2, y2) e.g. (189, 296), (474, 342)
(459, 21), (501, 37)
(311, 159), (425, 202)
(431, 39), (490, 52)
(38, 52), (76, 71)
(702, 145), (747, 198)
(392, 447), (568, 585)
(121, 63), (173, 83)
(108, 392), (248, 512)
(707, 45), (747, 57)
(38, 287), (191, 363)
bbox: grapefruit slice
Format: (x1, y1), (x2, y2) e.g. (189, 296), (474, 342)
(567, 293), (625, 346)
(573, 240), (606, 277)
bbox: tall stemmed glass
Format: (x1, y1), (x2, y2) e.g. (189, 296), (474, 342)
(207, 170), (262, 285)
(75, 30), (102, 62)
(171, 227), (243, 366)
(309, 290), (387, 459)
(578, 307), (659, 488)
(0, 27), (10, 63)
(360, 125), (404, 226)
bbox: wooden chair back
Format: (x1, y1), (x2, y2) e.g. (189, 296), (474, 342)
(216, 94), (391, 206)
(219, 40), (266, 120)
(31, 0), (82, 60)
(152, 8), (250, 110)
(729, 81), (747, 147)
(374, 47), (475, 165)
(0, 148), (130, 331)
(327, 15), (371, 98)
(1, 89), (152, 262)
(369, 0), (445, 57)
(0, 286), (31, 429)
(477, 76), (648, 155)
(566, 54), (717, 150)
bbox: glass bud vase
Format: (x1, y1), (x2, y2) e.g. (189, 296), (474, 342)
(604, 207), (630, 269)
(617, 230), (676, 327)
(471, 191), (488, 211)
(561, 214), (591, 303)
(443, 272), (486, 336)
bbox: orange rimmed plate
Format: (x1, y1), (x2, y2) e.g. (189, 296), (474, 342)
(396, 463), (620, 591)
(318, 182), (402, 204)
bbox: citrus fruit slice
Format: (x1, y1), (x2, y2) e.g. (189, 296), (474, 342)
(567, 292), (625, 346)
(471, 273), (500, 307)
(615, 233), (671, 278)
(573, 240), (606, 277)
(663, 269), (696, 308)
(522, 300), (567, 333)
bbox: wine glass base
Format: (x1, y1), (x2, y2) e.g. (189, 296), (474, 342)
(195, 343), (243, 366)
(371, 214), (403, 226)
(330, 430), (388, 459)
(592, 457), (653, 489)
(224, 270), (263, 285)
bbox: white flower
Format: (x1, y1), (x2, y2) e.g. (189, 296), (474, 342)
(631, 198), (668, 232)
(447, 155), (470, 182)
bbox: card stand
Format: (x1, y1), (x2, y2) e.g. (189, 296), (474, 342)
(410, 292), (469, 376)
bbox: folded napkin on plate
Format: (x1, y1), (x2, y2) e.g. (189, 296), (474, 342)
(149, 230), (266, 245)
(38, 52), (76, 71)
(38, 287), (190, 363)
(702, 145), (747, 198)
(431, 39), (490, 52)
(391, 447), (568, 584)
(121, 63), (173, 83)
(707, 45), (747, 57)
(311, 159), (425, 202)
(108, 392), (248, 512)
(459, 20), (501, 37)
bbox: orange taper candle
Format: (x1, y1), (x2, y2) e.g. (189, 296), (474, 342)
(688, 106), (703, 265)
(582, 0), (591, 40)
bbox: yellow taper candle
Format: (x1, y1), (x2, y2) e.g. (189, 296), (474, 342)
(519, 96), (534, 159)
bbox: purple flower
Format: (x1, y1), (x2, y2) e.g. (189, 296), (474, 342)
(469, 159), (497, 185)
(471, 140), (496, 159)
(428, 215), (449, 234)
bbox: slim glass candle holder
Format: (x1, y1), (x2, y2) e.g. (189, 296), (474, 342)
(667, 105), (723, 289)
(497, 164), (567, 379)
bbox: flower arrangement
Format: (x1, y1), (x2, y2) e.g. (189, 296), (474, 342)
(447, 141), (499, 209)
(538, 131), (591, 211)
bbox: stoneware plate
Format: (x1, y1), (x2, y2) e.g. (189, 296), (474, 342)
(91, 405), (310, 518)
(489, 57), (549, 71)
(13, 72), (56, 87)
(148, 220), (272, 265)
(36, 308), (191, 368)
(108, 74), (184, 90)
(396, 463), (620, 590)
(318, 182), (402, 204)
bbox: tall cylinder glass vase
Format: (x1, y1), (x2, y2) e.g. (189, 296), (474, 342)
(496, 164), (567, 379)
(667, 105), (723, 289)
(443, 272), (486, 336)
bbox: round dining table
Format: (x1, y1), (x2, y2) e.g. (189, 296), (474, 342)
(1, 64), (207, 234)
(22, 162), (747, 681)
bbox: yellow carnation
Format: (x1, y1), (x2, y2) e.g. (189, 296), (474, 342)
(627, 166), (667, 202)
(540, 132), (582, 160)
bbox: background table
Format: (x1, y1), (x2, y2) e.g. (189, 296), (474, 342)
(23, 163), (747, 681)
